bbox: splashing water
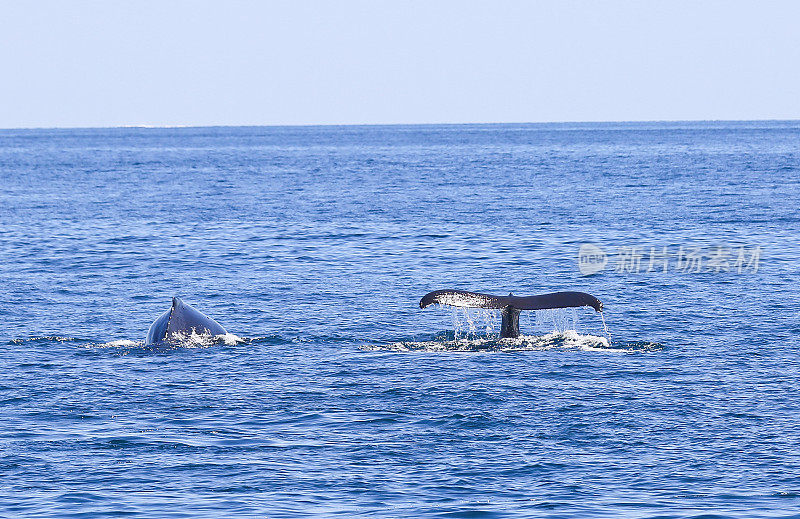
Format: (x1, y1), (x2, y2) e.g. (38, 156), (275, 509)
(371, 330), (621, 352)
(449, 306), (498, 340)
(164, 331), (245, 347)
(442, 306), (613, 348)
(100, 339), (140, 348)
(90, 332), (245, 350)
(599, 312), (613, 345)
(532, 307), (579, 333)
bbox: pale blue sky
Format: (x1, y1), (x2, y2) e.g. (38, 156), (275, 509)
(2, 1), (799, 128)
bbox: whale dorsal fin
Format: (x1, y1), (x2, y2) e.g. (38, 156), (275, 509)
(145, 297), (227, 346)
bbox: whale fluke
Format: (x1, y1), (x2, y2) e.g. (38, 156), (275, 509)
(419, 289), (603, 338)
(145, 297), (228, 346)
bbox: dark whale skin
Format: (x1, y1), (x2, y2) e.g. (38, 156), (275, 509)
(420, 290), (602, 312)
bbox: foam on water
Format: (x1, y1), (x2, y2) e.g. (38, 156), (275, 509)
(371, 306), (641, 352)
(90, 333), (245, 350)
(98, 339), (140, 348)
(373, 330), (614, 352)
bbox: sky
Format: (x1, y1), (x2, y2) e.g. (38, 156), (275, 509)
(1, 0), (799, 128)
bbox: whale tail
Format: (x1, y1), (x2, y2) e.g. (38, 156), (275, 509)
(419, 289), (603, 338)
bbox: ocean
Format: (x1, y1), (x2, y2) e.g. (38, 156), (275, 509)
(1, 122), (799, 518)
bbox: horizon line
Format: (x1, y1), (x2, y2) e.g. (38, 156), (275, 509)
(1, 118), (798, 131)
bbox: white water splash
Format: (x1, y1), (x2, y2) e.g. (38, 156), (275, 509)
(599, 312), (612, 345)
(91, 332), (244, 349)
(167, 330), (245, 347)
(447, 306), (599, 339)
(218, 333), (245, 346)
(449, 306), (498, 340)
(370, 330), (616, 353)
(376, 306), (618, 352)
(100, 339), (141, 348)
(533, 307), (580, 334)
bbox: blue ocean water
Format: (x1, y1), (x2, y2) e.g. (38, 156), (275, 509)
(1, 122), (799, 518)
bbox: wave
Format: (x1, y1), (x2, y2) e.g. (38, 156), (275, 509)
(8, 335), (88, 344)
(366, 330), (661, 353)
(7, 331), (662, 354)
(89, 332), (245, 350)
(8, 333), (312, 351)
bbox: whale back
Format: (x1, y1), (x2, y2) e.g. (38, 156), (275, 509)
(145, 297), (227, 345)
(145, 307), (173, 345)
